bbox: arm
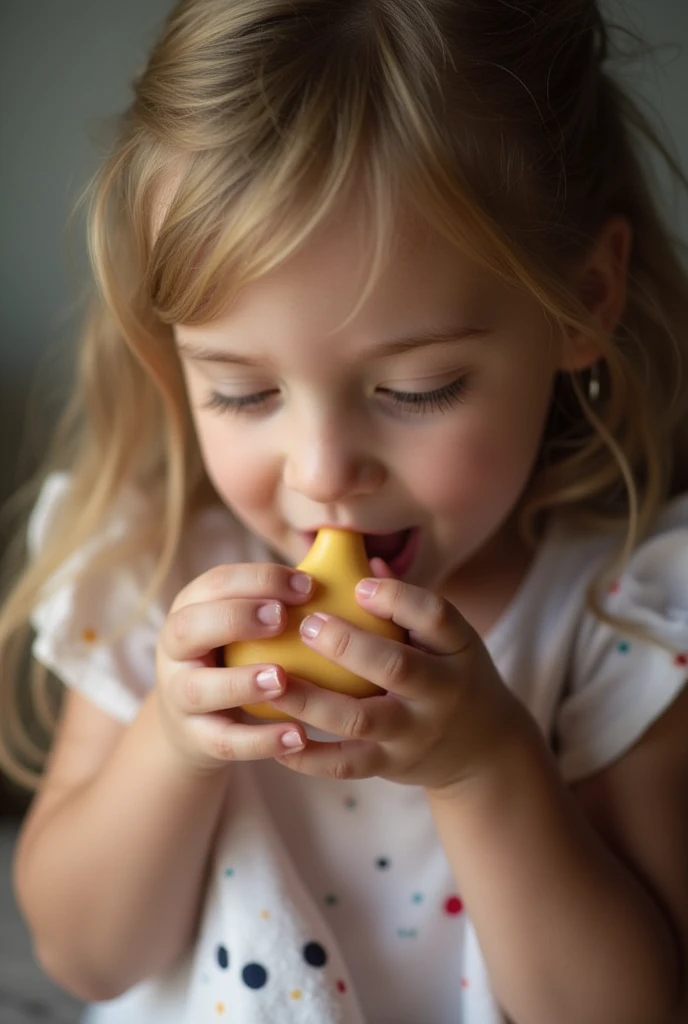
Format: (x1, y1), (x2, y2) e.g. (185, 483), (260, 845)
(426, 697), (686, 1024)
(13, 688), (230, 1002)
(13, 558), (316, 1004)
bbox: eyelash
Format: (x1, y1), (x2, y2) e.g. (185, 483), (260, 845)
(203, 377), (471, 417)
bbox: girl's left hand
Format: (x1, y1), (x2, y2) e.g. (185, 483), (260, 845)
(268, 571), (526, 794)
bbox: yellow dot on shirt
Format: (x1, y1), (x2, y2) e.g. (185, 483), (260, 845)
(215, 1002), (226, 1014)
(290, 990), (303, 1000)
(260, 909), (270, 920)
(81, 627), (98, 643)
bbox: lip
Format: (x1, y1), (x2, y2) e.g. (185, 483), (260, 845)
(299, 526), (407, 536)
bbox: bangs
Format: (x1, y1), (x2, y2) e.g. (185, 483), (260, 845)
(143, 37), (406, 330)
(134, 0), (582, 341)
(146, 151), (398, 331)
(144, 133), (534, 336)
(141, 98), (534, 335)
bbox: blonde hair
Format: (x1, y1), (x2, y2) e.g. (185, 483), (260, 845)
(2, 0), (687, 789)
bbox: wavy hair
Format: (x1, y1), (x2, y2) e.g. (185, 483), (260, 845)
(1, 0), (687, 788)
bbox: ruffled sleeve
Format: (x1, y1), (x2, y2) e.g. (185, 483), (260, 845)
(555, 495), (688, 782)
(27, 472), (173, 724)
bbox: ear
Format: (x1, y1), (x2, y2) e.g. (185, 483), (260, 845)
(558, 215), (633, 373)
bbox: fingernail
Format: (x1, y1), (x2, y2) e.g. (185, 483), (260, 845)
(300, 613), (326, 639)
(281, 730), (304, 749)
(257, 602), (283, 626)
(256, 668), (281, 693)
(290, 572), (312, 594)
(356, 578), (379, 598)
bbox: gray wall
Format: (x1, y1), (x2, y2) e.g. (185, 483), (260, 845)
(0, 0), (176, 515)
(1, 0), (687, 516)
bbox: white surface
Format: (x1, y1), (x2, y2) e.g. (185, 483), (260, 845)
(0, 816), (85, 1023)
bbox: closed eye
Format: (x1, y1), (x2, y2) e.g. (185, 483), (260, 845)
(203, 377), (472, 417)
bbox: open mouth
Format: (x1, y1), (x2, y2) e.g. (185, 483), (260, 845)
(364, 527), (420, 576)
(363, 528), (412, 563)
(301, 526), (420, 577)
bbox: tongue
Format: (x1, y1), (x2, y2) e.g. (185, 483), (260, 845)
(364, 529), (409, 562)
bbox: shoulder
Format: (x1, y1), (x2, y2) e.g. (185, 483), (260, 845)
(551, 493), (688, 781)
(28, 470), (265, 584)
(571, 490), (688, 660)
(536, 490), (688, 635)
(27, 472), (266, 723)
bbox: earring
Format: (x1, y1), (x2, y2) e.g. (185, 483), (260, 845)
(587, 362), (601, 402)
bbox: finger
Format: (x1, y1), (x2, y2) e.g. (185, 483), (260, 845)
(354, 578), (474, 656)
(369, 557), (396, 579)
(276, 736), (386, 780)
(268, 674), (411, 741)
(161, 597), (287, 662)
(299, 612), (428, 698)
(171, 562), (314, 615)
(190, 715), (307, 762)
(171, 663), (287, 715)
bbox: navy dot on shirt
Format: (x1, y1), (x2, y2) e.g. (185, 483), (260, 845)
(303, 941), (328, 968)
(242, 962), (268, 989)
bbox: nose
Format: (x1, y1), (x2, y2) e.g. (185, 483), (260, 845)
(281, 407), (385, 504)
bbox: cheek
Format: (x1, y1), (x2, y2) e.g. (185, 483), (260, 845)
(412, 389), (551, 513)
(193, 415), (276, 511)
(424, 436), (523, 511)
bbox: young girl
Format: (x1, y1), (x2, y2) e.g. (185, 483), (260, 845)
(2, 1), (688, 1021)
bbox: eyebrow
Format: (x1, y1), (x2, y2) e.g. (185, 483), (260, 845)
(175, 326), (489, 365)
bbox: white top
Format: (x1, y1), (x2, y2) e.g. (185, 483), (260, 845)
(28, 472), (688, 1024)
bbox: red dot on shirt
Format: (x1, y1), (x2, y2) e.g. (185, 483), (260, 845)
(444, 895), (463, 915)
(609, 581), (620, 594)
(337, 980), (347, 993)
(675, 653), (688, 668)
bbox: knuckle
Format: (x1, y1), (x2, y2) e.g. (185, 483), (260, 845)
(250, 730), (273, 760)
(181, 668), (202, 709)
(212, 730), (236, 761)
(425, 593), (449, 628)
(170, 606), (192, 645)
(253, 564), (283, 593)
(221, 671), (240, 708)
(381, 646), (410, 686)
(330, 757), (356, 781)
(343, 703), (373, 740)
(284, 688), (309, 719)
(332, 629), (352, 660)
(204, 564), (236, 595)
(217, 600), (248, 640)
(220, 601), (241, 635)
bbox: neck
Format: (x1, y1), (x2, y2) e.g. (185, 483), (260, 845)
(439, 516), (536, 638)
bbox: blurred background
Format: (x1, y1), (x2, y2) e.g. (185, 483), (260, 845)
(0, 0), (687, 1020)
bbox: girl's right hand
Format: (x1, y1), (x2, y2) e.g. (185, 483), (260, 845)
(155, 563), (314, 773)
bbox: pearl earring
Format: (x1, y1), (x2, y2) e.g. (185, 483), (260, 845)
(587, 362), (601, 402)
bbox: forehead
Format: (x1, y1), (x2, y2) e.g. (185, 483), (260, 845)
(233, 215), (485, 329)
(201, 252), (492, 370)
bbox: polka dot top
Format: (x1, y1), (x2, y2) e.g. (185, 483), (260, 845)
(28, 474), (688, 1023)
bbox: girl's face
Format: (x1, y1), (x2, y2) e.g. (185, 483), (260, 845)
(174, 202), (567, 598)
